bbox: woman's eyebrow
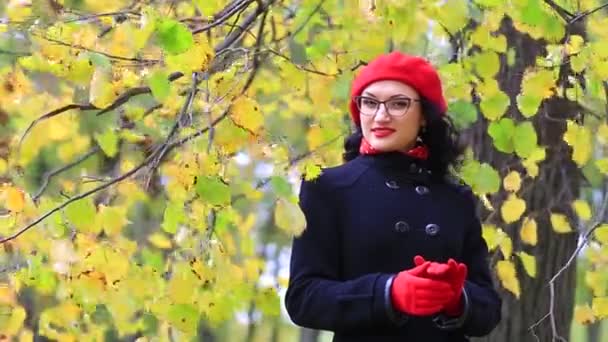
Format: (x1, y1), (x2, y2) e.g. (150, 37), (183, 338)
(361, 91), (410, 98)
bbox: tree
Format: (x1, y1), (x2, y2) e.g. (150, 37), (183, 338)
(0, 0), (607, 340)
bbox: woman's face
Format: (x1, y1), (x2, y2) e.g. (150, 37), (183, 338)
(358, 80), (425, 153)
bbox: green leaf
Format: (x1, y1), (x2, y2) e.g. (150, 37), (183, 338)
(476, 163), (501, 194)
(196, 176), (231, 206)
(480, 91), (510, 120)
(65, 198), (97, 232)
(95, 129), (119, 157)
(270, 176), (292, 198)
(517, 93), (543, 117)
(488, 118), (515, 153)
(474, 51), (500, 79)
(155, 19), (193, 55)
(289, 39), (308, 65)
(167, 303), (199, 333)
(86, 52), (111, 71)
(514, 122), (538, 158)
(521, 0), (545, 26)
(449, 100), (478, 129)
(162, 202), (185, 234)
(148, 70), (171, 102)
(306, 39), (331, 60)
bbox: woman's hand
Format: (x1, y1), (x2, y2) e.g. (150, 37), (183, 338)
(414, 256), (468, 316)
(390, 261), (455, 316)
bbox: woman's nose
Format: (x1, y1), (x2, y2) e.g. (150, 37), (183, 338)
(374, 105), (391, 121)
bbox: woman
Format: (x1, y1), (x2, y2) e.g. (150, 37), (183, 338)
(284, 51), (502, 341)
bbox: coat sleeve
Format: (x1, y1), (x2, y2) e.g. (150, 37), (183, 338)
(284, 176), (408, 333)
(433, 189), (502, 336)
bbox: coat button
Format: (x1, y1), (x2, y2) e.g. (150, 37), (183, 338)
(409, 164), (418, 173)
(415, 185), (430, 195)
(385, 180), (400, 189)
(425, 224), (440, 236)
(395, 221), (411, 233)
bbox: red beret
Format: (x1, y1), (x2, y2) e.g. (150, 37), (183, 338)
(349, 51), (447, 125)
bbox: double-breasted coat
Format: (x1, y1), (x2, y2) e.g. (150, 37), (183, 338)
(284, 152), (502, 341)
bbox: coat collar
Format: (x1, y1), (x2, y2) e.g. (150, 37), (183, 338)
(355, 152), (433, 183)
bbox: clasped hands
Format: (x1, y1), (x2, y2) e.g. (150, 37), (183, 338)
(390, 255), (467, 317)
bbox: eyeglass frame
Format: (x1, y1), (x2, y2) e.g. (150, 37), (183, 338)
(353, 95), (421, 117)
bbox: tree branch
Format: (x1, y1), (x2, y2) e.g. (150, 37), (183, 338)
(543, 0), (575, 20)
(569, 2), (608, 24)
(528, 191), (608, 338)
(192, 0), (254, 34)
(291, 0), (326, 38)
(18, 103), (97, 154)
(32, 145), (101, 202)
(35, 34), (159, 65)
(145, 72), (201, 188)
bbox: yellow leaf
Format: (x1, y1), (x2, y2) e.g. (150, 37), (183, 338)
(500, 235), (513, 259)
(550, 213), (573, 233)
(503, 171), (521, 192)
(585, 270), (607, 297)
(165, 36), (214, 74)
(6, 305), (26, 335)
(595, 224), (608, 243)
(592, 297), (608, 319)
(89, 68), (116, 108)
(596, 158), (608, 174)
(572, 199), (592, 221)
(522, 158), (539, 178)
(517, 251), (536, 277)
(566, 35), (585, 55)
(501, 194), (526, 223)
(149, 232), (172, 249)
(520, 217), (538, 246)
(303, 163), (322, 181)
(496, 260), (520, 298)
(482, 224), (511, 257)
(563, 121), (592, 166)
(597, 124), (608, 145)
(482, 224), (500, 251)
(307, 125), (323, 150)
(274, 198), (306, 236)
(231, 97), (264, 133)
(0, 158), (6, 174)
(5, 186), (25, 213)
(574, 304), (596, 324)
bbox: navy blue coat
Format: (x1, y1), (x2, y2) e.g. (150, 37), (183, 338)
(284, 152), (501, 341)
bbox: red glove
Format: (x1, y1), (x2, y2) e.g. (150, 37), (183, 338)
(414, 256), (468, 316)
(390, 261), (455, 316)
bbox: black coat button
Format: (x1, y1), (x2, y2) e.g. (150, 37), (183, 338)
(409, 164), (418, 173)
(415, 185), (429, 195)
(425, 224), (440, 236)
(385, 180), (400, 189)
(395, 221), (411, 233)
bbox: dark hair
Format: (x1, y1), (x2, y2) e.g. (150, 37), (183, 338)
(342, 97), (465, 182)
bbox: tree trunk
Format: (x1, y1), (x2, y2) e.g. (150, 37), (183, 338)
(469, 17), (582, 342)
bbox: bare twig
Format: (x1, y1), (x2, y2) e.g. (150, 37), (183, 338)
(32, 145), (101, 201)
(265, 48), (338, 76)
(192, 0), (254, 34)
(18, 103), (96, 153)
(35, 34), (159, 64)
(569, 2), (608, 24)
(291, 0), (326, 38)
(242, 5), (268, 92)
(145, 72), (201, 188)
(528, 191), (608, 339)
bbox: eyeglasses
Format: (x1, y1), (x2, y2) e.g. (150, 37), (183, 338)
(353, 95), (420, 117)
